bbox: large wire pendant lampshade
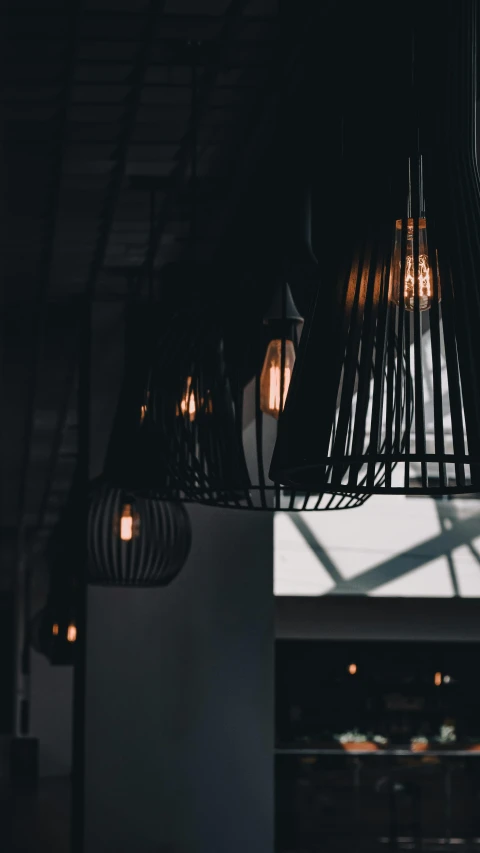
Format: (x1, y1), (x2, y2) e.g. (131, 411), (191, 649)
(152, 275), (409, 510)
(270, 0), (480, 497)
(148, 33), (402, 511)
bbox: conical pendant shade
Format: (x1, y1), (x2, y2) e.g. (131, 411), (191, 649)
(150, 284), (395, 510)
(270, 1), (480, 496)
(103, 303), (181, 499)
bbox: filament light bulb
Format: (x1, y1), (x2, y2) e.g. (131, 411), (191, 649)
(434, 671), (442, 687)
(348, 663), (357, 676)
(67, 623), (77, 643)
(119, 503), (140, 541)
(178, 376), (197, 422)
(52, 623), (59, 636)
(392, 218), (433, 312)
(260, 339), (295, 419)
(140, 390), (150, 424)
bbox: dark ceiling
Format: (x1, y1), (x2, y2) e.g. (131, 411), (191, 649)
(3, 0), (477, 589)
(1, 0), (316, 588)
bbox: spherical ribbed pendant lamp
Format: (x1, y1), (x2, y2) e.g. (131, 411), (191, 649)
(87, 480), (191, 587)
(270, 0), (480, 497)
(150, 275), (410, 510)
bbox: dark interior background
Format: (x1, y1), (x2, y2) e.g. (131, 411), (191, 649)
(0, 594), (13, 735)
(276, 640), (480, 745)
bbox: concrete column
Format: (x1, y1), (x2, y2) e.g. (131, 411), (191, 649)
(83, 505), (274, 853)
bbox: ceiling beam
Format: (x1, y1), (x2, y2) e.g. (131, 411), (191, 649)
(15, 0), (83, 538)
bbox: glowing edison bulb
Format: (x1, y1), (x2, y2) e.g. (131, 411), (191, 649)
(434, 671), (442, 687)
(348, 663), (357, 676)
(392, 218), (433, 311)
(67, 623), (77, 643)
(259, 339), (296, 419)
(178, 376), (197, 422)
(119, 503), (140, 541)
(140, 391), (150, 424)
(52, 623), (59, 636)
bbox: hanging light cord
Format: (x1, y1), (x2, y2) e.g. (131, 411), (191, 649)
(410, 23), (421, 157)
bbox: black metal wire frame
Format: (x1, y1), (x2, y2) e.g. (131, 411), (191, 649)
(102, 302), (185, 500)
(148, 289), (410, 511)
(87, 480), (191, 587)
(269, 0), (480, 497)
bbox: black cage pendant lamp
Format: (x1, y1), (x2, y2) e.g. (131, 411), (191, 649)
(30, 589), (78, 667)
(152, 175), (384, 510)
(270, 0), (480, 497)
(149, 27), (411, 511)
(101, 169), (189, 501)
(102, 291), (180, 500)
(30, 472), (85, 665)
(154, 265), (408, 510)
(87, 479), (191, 587)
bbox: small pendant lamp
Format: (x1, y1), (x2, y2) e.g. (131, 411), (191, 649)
(148, 42), (409, 511)
(87, 479), (191, 587)
(270, 1), (480, 497)
(149, 30), (406, 510)
(30, 598), (78, 666)
(30, 482), (82, 665)
(102, 295), (179, 500)
(152, 272), (409, 510)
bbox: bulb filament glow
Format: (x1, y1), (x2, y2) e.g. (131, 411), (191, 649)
(260, 339), (296, 419)
(179, 376), (196, 421)
(392, 218), (433, 311)
(404, 252), (431, 309)
(270, 365), (291, 413)
(67, 623), (77, 643)
(120, 504), (134, 541)
(52, 623), (59, 636)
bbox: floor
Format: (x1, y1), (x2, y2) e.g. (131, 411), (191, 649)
(0, 778), (70, 853)
(0, 778), (479, 852)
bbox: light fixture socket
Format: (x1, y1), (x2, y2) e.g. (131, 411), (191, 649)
(263, 282), (303, 326)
